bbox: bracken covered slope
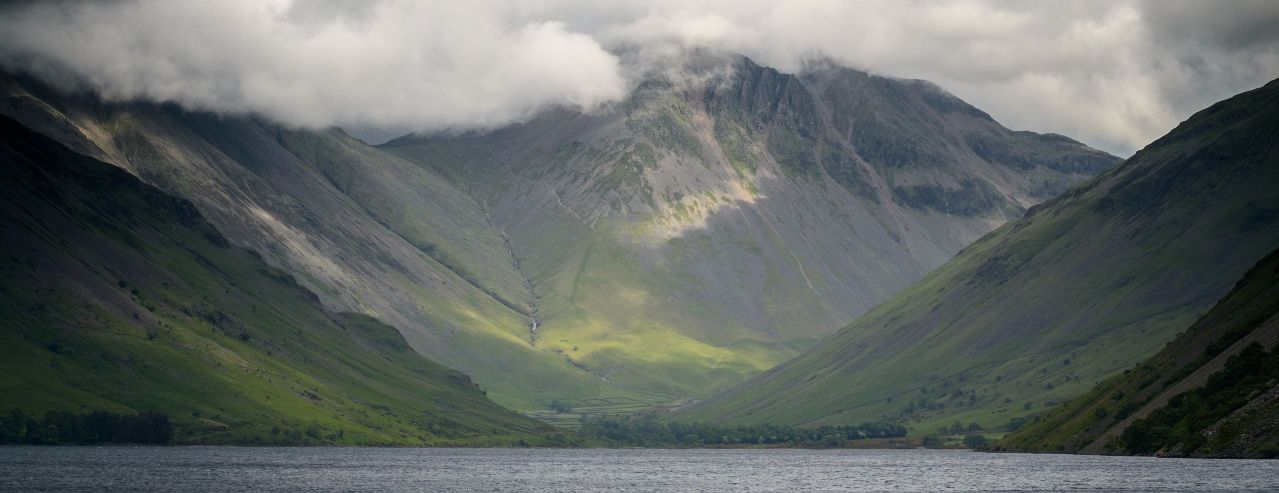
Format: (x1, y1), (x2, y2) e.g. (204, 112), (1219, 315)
(997, 248), (1279, 457)
(0, 115), (561, 445)
(678, 78), (1279, 436)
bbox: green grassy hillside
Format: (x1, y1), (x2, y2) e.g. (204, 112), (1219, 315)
(677, 78), (1279, 437)
(0, 75), (616, 412)
(997, 248), (1279, 457)
(0, 115), (564, 445)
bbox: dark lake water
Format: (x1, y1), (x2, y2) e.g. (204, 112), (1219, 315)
(2, 446), (1277, 491)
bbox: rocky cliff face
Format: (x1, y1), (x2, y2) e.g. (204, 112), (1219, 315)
(1, 55), (1115, 410)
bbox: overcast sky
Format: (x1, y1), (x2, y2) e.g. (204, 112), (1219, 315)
(2, 0), (1277, 156)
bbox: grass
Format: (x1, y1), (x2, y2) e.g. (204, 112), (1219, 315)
(997, 247), (1279, 456)
(712, 109), (759, 178)
(0, 118), (566, 446)
(522, 397), (656, 430)
(531, 235), (798, 403)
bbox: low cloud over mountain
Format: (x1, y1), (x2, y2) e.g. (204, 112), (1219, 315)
(3, 0), (1276, 155)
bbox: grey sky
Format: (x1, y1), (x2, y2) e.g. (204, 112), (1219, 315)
(2, 0), (1276, 156)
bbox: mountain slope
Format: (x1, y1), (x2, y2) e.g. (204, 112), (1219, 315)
(0, 75), (612, 411)
(678, 78), (1279, 435)
(2, 54), (1114, 411)
(997, 248), (1279, 457)
(382, 55), (1117, 402)
(0, 115), (560, 445)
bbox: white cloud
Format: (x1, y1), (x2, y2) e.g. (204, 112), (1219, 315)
(568, 0), (1279, 155)
(0, 0), (627, 131)
(2, 0), (1277, 155)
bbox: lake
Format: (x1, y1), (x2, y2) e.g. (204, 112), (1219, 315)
(2, 446), (1277, 491)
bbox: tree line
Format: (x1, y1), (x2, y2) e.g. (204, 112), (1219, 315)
(577, 415), (906, 447)
(1119, 342), (1279, 455)
(0, 409), (174, 445)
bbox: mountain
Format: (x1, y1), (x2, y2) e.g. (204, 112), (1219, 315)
(677, 78), (1279, 436)
(381, 55), (1116, 405)
(0, 75), (610, 411)
(1, 54), (1115, 413)
(997, 248), (1279, 457)
(0, 115), (560, 445)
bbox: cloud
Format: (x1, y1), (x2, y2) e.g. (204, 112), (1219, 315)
(564, 0), (1279, 155)
(0, 0), (627, 132)
(2, 0), (1277, 155)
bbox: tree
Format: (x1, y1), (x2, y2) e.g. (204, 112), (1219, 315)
(547, 400), (572, 413)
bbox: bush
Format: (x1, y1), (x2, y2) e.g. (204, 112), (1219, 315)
(576, 414), (906, 447)
(548, 400), (573, 413)
(1120, 342), (1278, 455)
(963, 434), (989, 449)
